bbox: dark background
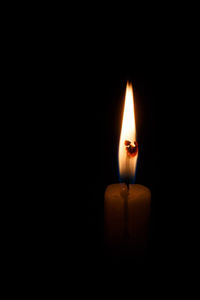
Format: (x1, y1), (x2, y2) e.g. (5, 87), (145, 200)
(4, 4), (200, 292)
(63, 54), (197, 277)
(38, 52), (195, 281)
(12, 16), (199, 285)
(33, 58), (163, 279)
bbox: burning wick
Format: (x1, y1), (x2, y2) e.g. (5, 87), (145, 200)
(124, 140), (138, 158)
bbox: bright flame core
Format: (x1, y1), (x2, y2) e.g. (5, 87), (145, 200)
(118, 83), (138, 182)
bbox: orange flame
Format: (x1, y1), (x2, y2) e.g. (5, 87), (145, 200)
(118, 82), (138, 181)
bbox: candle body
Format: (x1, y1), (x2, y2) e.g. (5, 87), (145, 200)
(104, 184), (151, 258)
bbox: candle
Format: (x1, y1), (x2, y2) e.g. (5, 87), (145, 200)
(104, 82), (151, 259)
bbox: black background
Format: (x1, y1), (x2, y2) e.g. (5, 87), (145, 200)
(45, 57), (175, 277)
(11, 15), (199, 288)
(51, 48), (198, 281)
(34, 47), (194, 282)
(3, 4), (200, 294)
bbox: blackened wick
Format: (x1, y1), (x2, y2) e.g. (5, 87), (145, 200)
(124, 140), (138, 157)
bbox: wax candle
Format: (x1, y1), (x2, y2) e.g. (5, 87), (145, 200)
(104, 183), (151, 257)
(104, 82), (151, 259)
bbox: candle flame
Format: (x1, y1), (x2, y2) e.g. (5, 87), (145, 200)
(118, 82), (138, 182)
